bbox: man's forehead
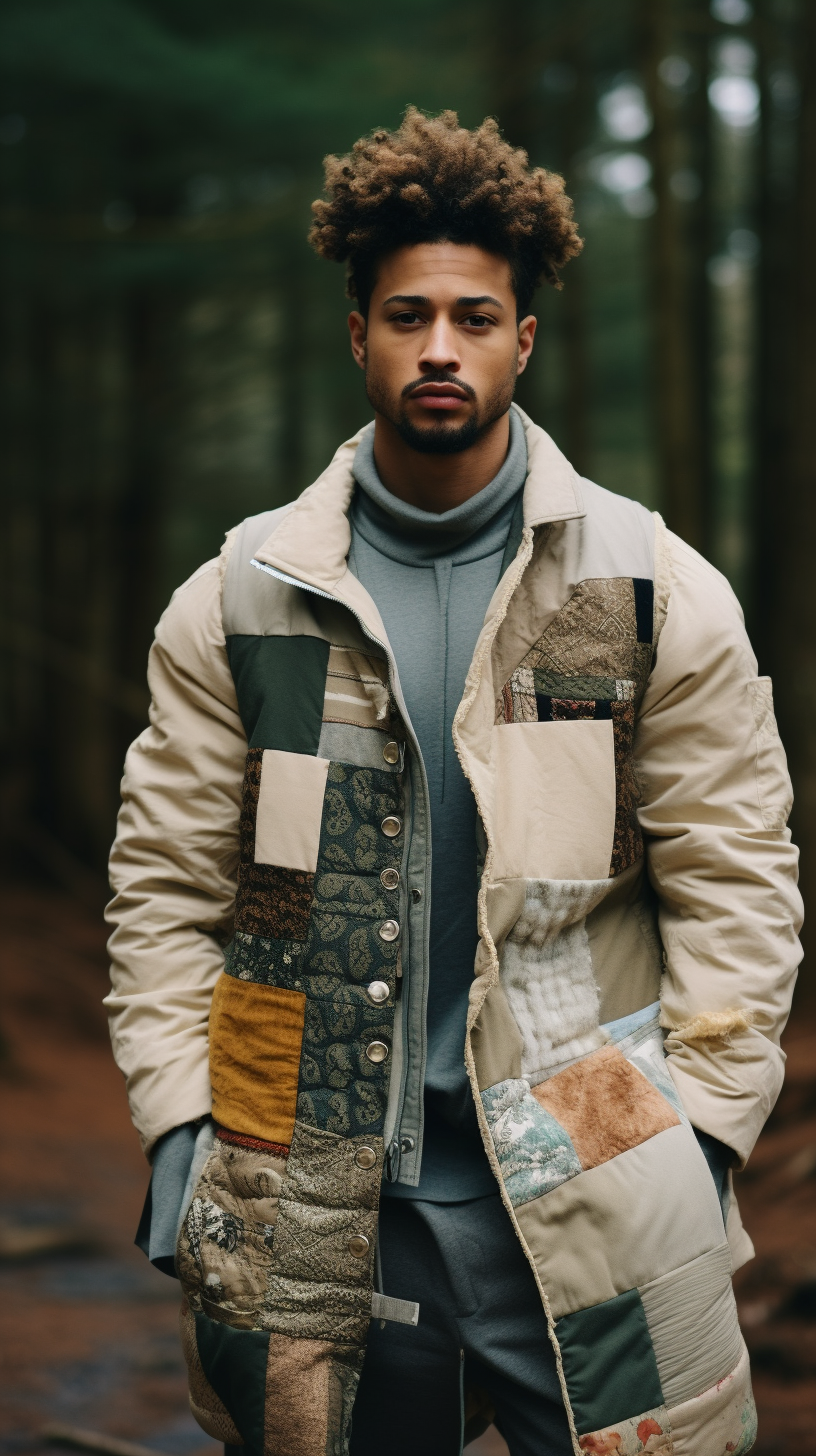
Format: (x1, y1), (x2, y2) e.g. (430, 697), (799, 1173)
(373, 242), (514, 302)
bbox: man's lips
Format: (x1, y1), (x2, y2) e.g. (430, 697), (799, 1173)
(407, 383), (470, 411)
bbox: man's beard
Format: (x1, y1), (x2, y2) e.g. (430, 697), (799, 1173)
(364, 367), (516, 456)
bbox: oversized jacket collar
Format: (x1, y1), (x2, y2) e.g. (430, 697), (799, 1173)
(252, 409), (586, 642)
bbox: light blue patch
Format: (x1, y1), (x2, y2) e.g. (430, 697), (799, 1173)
(603, 1000), (661, 1048)
(481, 1079), (583, 1208)
(627, 1037), (692, 1127)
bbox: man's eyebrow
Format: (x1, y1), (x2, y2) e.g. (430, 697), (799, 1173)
(380, 294), (504, 309)
(456, 295), (503, 308)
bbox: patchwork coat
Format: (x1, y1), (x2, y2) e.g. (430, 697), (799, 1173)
(106, 410), (802, 1456)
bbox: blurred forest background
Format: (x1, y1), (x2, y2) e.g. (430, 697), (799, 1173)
(0, 0), (814, 960)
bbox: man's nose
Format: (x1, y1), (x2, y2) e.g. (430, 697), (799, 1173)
(417, 317), (461, 374)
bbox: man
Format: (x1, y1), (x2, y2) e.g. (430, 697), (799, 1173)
(106, 108), (801, 1456)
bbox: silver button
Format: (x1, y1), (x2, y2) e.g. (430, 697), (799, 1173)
(382, 740), (400, 765)
(381, 815), (402, 837)
(380, 867), (400, 891)
(348, 1234), (370, 1258)
(378, 919), (399, 942)
(366, 980), (390, 1004)
(355, 1146), (377, 1169)
(411, 887), (423, 904)
(365, 1040), (389, 1064)
(400, 1136), (415, 1154)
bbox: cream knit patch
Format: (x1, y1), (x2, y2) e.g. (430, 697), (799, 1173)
(500, 879), (611, 1084)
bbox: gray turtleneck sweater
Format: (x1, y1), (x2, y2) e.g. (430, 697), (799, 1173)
(349, 406), (527, 1202)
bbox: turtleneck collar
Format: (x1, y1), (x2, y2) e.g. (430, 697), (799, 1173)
(350, 404), (527, 566)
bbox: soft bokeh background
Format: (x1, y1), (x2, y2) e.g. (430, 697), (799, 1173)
(1, 1), (815, 1453)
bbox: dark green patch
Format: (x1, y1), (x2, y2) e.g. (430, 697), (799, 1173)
(227, 634), (330, 753)
(555, 1288), (663, 1435)
(531, 671), (626, 700)
(194, 1310), (270, 1456)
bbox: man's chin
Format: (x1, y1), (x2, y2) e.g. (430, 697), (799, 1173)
(395, 415), (481, 456)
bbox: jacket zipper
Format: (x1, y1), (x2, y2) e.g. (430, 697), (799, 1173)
(250, 558), (432, 1184)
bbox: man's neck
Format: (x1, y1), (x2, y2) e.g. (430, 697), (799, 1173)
(371, 410), (511, 514)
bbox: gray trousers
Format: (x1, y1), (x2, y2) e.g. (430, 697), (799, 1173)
(349, 1193), (573, 1456)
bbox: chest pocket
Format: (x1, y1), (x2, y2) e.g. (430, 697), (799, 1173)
(492, 577), (653, 883)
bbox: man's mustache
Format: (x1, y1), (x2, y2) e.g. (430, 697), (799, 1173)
(401, 372), (477, 402)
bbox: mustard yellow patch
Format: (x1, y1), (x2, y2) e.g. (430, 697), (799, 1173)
(209, 974), (305, 1146)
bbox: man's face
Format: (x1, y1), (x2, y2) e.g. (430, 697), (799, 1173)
(348, 242), (536, 455)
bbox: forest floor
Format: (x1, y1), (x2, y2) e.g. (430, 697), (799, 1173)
(0, 881), (813, 1456)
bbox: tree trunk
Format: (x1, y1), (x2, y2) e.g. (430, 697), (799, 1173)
(640, 0), (710, 548)
(755, 0), (816, 975)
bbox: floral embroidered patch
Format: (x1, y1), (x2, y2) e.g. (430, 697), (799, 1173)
(480, 1078), (582, 1207)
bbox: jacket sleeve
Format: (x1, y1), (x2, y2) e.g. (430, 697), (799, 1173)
(636, 530), (802, 1167)
(105, 541), (246, 1155)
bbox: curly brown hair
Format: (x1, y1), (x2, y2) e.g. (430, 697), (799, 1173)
(309, 107), (583, 317)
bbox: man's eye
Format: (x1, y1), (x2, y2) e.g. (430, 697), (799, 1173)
(463, 314), (492, 328)
(392, 312), (423, 325)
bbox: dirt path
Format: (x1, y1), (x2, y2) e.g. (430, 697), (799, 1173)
(0, 882), (813, 1456)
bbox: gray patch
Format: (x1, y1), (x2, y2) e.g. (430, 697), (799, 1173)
(318, 720), (402, 772)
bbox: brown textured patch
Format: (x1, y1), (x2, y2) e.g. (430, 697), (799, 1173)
(179, 1299), (244, 1444)
(264, 1332), (361, 1456)
(549, 698), (597, 720)
(610, 699), (643, 877)
(524, 578), (643, 679)
(235, 748), (314, 937)
(531, 1044), (679, 1170)
(494, 579), (653, 724)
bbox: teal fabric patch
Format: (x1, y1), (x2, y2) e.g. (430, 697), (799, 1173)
(555, 1288), (664, 1435)
(481, 1079), (582, 1207)
(194, 1310), (270, 1456)
(226, 634), (330, 753)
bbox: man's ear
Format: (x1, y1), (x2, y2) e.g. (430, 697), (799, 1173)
(516, 315), (537, 376)
(348, 311), (368, 370)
